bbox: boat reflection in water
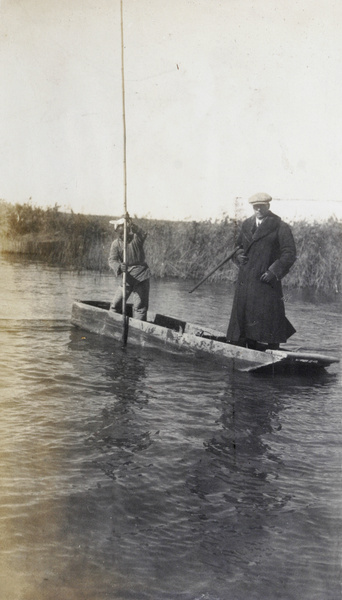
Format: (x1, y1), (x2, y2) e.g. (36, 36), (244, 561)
(0, 257), (340, 600)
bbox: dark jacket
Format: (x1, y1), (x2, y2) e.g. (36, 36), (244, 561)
(227, 211), (296, 344)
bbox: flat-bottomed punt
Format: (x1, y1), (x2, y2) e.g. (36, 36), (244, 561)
(71, 300), (339, 374)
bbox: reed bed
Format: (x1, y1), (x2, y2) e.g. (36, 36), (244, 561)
(1, 201), (341, 295)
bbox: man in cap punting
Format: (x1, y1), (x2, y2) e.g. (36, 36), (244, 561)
(108, 215), (150, 321)
(226, 192), (297, 350)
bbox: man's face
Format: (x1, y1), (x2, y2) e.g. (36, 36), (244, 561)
(253, 203), (270, 219)
(116, 224), (124, 239)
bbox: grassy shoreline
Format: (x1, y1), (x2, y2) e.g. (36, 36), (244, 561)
(1, 201), (341, 295)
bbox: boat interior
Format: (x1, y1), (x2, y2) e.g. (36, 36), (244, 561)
(79, 300), (227, 343)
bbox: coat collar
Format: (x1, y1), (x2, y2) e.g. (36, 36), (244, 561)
(243, 211), (281, 250)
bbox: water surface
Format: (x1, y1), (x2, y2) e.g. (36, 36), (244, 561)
(0, 257), (341, 600)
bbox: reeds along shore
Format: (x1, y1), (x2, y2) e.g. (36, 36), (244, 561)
(0, 201), (341, 295)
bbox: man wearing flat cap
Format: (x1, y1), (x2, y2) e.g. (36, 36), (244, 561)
(226, 192), (297, 349)
(108, 215), (150, 320)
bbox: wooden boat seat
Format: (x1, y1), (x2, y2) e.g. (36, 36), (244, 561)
(153, 313), (186, 334)
(196, 331), (227, 343)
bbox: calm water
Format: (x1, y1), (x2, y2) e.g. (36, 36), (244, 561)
(0, 256), (341, 600)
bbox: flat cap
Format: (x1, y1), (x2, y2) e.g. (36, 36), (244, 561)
(248, 192), (272, 204)
(109, 217), (125, 230)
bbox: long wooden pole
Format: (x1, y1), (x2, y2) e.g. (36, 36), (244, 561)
(188, 247), (239, 293)
(120, 0), (129, 344)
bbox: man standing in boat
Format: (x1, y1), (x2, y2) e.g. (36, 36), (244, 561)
(108, 215), (151, 321)
(226, 192), (297, 350)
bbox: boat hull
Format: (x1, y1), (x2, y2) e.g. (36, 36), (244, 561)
(71, 301), (339, 374)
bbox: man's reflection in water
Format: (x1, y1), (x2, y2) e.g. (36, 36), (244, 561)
(69, 329), (151, 476)
(185, 370), (334, 572)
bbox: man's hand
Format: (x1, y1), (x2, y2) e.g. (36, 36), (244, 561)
(236, 250), (248, 265)
(120, 263), (127, 273)
(260, 270), (276, 283)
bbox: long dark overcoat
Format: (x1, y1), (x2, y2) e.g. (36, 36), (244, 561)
(227, 211), (297, 344)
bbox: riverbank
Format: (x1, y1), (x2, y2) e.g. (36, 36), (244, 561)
(0, 201), (341, 294)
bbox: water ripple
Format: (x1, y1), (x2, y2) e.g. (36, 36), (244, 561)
(0, 259), (340, 599)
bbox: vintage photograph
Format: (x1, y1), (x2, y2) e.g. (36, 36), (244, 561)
(0, 1), (341, 599)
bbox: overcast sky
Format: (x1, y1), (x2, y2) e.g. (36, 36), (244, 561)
(0, 0), (341, 222)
